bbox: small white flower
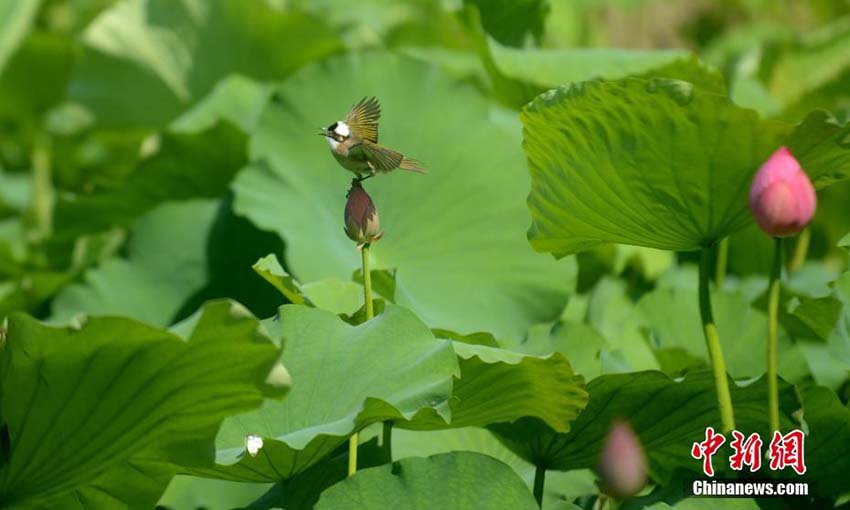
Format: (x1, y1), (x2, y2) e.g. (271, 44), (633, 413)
(245, 434), (264, 457)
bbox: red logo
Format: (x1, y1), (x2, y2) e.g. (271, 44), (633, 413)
(692, 428), (806, 477)
(768, 430), (806, 475)
(691, 427), (726, 477)
(729, 431), (763, 472)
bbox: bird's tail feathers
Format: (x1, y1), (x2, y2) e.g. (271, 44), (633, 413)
(400, 157), (426, 174)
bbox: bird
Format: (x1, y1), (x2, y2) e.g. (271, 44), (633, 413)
(319, 96), (425, 181)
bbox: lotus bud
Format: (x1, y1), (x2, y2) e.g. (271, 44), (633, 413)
(597, 420), (648, 498)
(749, 147), (816, 237)
(344, 180), (382, 248)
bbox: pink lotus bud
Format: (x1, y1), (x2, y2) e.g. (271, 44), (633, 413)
(597, 420), (648, 498)
(344, 181), (382, 247)
(749, 147), (816, 237)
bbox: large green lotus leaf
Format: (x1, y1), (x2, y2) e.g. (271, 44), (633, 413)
(51, 199), (286, 327)
(636, 284), (797, 378)
(489, 42), (697, 89)
(768, 18), (850, 107)
(0, 270), (72, 318)
(647, 500), (759, 510)
(0, 25), (74, 126)
(50, 200), (216, 327)
(583, 277), (659, 372)
(752, 284), (843, 342)
(796, 385), (850, 497)
(314, 452), (539, 510)
(194, 304), (459, 482)
(251, 256), (588, 433)
(226, 437), (385, 510)
(170, 74), (273, 134)
(464, 0), (548, 47)
(523, 78), (792, 256)
(399, 341), (588, 432)
(0, 1), (39, 74)
(53, 122), (247, 240)
(485, 38), (724, 108)
(840, 231), (850, 252)
(0, 300), (288, 509)
(252, 254), (587, 432)
(797, 271), (850, 388)
(784, 110), (850, 189)
(232, 51), (575, 340)
(491, 371), (800, 484)
(392, 427), (597, 509)
(195, 303), (587, 483)
(68, 0), (342, 128)
(253, 254), (588, 433)
(251, 254), (313, 306)
(179, 198), (287, 320)
(516, 320), (617, 381)
(159, 440), (382, 510)
(158, 476), (271, 510)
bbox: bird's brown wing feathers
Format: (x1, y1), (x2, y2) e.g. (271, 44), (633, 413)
(345, 96), (381, 143)
(359, 140), (426, 174)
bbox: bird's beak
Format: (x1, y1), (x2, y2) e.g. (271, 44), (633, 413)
(318, 128), (329, 137)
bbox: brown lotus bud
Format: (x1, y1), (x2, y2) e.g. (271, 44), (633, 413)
(597, 420), (648, 498)
(344, 181), (382, 247)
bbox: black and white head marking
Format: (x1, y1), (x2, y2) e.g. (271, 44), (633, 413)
(325, 120), (350, 148)
(331, 121), (350, 139)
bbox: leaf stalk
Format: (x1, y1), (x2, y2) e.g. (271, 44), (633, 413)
(533, 464), (546, 508)
(348, 243), (375, 477)
(767, 237), (782, 432)
(699, 247), (736, 433)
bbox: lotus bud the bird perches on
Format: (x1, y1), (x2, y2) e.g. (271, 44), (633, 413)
(344, 178), (382, 476)
(597, 420), (648, 498)
(749, 147), (816, 238)
(344, 180), (382, 248)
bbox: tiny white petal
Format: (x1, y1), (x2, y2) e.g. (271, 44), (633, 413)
(335, 121), (350, 137)
(245, 435), (264, 457)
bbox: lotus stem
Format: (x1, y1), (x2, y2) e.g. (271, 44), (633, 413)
(767, 238), (782, 432)
(788, 228), (809, 273)
(533, 464), (546, 508)
(348, 244), (375, 477)
(362, 244), (373, 319)
(30, 132), (53, 242)
(382, 421), (393, 462)
(347, 434), (358, 476)
(715, 237), (728, 288)
(699, 247), (736, 433)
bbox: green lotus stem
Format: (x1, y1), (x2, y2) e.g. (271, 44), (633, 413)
(699, 247), (736, 433)
(348, 244), (375, 477)
(532, 464), (546, 508)
(715, 237), (728, 288)
(767, 238), (782, 432)
(30, 132), (53, 242)
(347, 433), (358, 476)
(788, 228), (809, 273)
(362, 244), (373, 319)
(382, 421), (393, 462)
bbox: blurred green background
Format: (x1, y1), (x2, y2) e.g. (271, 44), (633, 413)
(1, 0), (849, 326)
(1, 1), (850, 509)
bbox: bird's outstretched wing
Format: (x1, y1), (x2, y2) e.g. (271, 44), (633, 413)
(357, 140), (426, 174)
(345, 97), (381, 143)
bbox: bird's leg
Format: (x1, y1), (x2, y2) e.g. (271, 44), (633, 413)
(356, 174), (375, 184)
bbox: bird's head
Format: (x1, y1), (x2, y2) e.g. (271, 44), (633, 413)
(319, 121), (351, 144)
